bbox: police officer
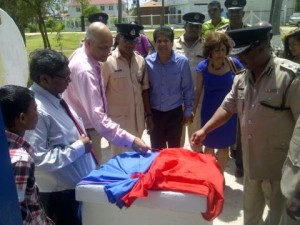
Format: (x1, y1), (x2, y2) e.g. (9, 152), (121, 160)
(217, 0), (248, 32)
(281, 116), (300, 224)
(173, 12), (205, 151)
(88, 12), (109, 24)
(102, 23), (153, 157)
(202, 1), (229, 38)
(217, 0), (250, 178)
(190, 26), (300, 225)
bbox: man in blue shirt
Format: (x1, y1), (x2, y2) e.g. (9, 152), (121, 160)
(146, 26), (194, 149)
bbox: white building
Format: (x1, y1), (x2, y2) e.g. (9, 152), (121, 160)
(66, 0), (128, 18)
(159, 0), (296, 24)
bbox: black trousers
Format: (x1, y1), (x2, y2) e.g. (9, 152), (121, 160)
(235, 120), (243, 171)
(150, 106), (183, 149)
(39, 189), (81, 225)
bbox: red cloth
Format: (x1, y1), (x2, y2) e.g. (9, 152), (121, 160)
(121, 148), (224, 221)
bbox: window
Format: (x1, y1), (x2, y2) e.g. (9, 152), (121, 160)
(109, 5), (113, 10)
(76, 7), (81, 12)
(100, 5), (105, 10)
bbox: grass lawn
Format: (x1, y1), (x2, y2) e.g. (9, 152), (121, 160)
(25, 30), (185, 57)
(25, 26), (297, 57)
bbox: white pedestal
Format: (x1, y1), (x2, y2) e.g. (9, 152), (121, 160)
(76, 184), (212, 225)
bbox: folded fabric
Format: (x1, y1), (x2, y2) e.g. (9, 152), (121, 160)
(78, 151), (158, 208)
(121, 148), (224, 221)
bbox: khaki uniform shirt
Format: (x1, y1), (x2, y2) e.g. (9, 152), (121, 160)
(281, 116), (300, 199)
(173, 35), (204, 85)
(222, 56), (300, 180)
(102, 48), (149, 138)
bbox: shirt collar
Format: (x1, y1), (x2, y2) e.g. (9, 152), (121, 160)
(154, 50), (176, 64)
(5, 130), (34, 154)
(31, 83), (62, 109)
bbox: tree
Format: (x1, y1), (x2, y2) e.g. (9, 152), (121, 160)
(73, 0), (90, 31)
(269, 0), (284, 35)
(296, 0), (300, 12)
(0, 0), (32, 44)
(118, 0), (122, 23)
(0, 0), (67, 48)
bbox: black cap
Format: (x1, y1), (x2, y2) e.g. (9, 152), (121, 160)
(225, 0), (247, 10)
(88, 13), (109, 24)
(227, 26), (272, 55)
(208, 1), (222, 9)
(183, 12), (205, 25)
(115, 23), (144, 41)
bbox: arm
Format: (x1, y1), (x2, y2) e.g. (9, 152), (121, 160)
(182, 59), (195, 123)
(190, 107), (233, 146)
(193, 71), (204, 116)
(25, 113), (87, 171)
(142, 89), (154, 133)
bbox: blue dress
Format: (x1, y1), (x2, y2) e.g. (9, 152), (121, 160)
(195, 58), (243, 149)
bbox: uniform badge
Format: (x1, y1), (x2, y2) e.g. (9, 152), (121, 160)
(130, 29), (136, 36)
(194, 14), (200, 20)
(265, 88), (279, 93)
(99, 15), (103, 20)
(232, 0), (238, 5)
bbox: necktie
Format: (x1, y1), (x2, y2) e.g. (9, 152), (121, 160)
(96, 64), (107, 113)
(60, 99), (99, 165)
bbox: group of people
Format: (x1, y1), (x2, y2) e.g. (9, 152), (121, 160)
(2, 0), (300, 225)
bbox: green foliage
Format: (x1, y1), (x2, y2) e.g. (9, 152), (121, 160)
(296, 0), (300, 12)
(84, 5), (101, 17)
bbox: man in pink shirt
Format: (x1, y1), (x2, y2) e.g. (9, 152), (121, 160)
(63, 22), (149, 164)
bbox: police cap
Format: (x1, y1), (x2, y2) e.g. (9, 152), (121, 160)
(208, 1), (222, 9)
(225, 0), (247, 10)
(183, 12), (205, 25)
(227, 25), (272, 55)
(115, 23), (144, 41)
(88, 13), (109, 24)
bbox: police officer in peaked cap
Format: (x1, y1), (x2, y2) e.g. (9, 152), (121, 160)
(88, 12), (109, 24)
(225, 0), (246, 10)
(115, 23), (144, 42)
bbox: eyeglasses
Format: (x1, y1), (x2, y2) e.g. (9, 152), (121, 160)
(54, 72), (71, 80)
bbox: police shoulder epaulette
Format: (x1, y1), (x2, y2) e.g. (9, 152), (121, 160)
(280, 59), (300, 75)
(216, 24), (228, 32)
(236, 68), (247, 75)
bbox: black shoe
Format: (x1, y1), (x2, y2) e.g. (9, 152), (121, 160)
(235, 168), (243, 178)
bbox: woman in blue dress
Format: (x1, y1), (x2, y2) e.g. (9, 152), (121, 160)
(193, 31), (243, 173)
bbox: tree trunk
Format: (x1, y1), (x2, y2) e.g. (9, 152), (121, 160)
(160, 0), (165, 26)
(118, 0), (122, 23)
(270, 0), (283, 35)
(136, 0), (141, 24)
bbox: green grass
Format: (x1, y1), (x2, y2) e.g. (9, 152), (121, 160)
(25, 30), (185, 57)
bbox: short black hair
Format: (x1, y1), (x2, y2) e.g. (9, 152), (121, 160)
(153, 26), (174, 43)
(29, 49), (69, 83)
(0, 85), (35, 129)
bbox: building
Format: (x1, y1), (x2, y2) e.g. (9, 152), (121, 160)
(157, 0), (296, 24)
(66, 0), (128, 18)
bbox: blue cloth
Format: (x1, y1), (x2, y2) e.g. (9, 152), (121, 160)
(78, 151), (159, 208)
(195, 58), (242, 148)
(146, 51), (194, 117)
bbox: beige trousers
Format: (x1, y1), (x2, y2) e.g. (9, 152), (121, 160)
(244, 171), (286, 225)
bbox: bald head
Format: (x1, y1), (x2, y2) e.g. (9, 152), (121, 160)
(86, 22), (112, 42)
(85, 22), (113, 62)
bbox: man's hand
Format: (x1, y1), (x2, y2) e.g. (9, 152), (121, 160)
(132, 137), (151, 154)
(145, 116), (154, 134)
(79, 134), (92, 153)
(182, 113), (194, 124)
(190, 129), (206, 147)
